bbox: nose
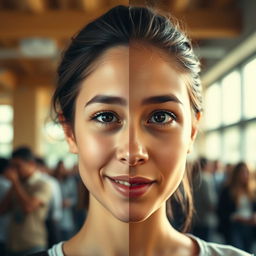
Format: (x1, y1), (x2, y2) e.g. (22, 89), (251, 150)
(116, 127), (149, 166)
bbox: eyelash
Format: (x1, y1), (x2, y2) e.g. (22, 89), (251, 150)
(147, 110), (177, 126)
(90, 110), (177, 127)
(90, 111), (121, 126)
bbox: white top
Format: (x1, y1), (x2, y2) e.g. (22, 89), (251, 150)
(232, 194), (253, 220)
(41, 173), (63, 221)
(48, 236), (254, 256)
(188, 235), (253, 256)
(48, 242), (64, 256)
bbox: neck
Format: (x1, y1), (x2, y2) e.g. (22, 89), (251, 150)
(66, 194), (129, 256)
(65, 196), (196, 256)
(129, 204), (191, 256)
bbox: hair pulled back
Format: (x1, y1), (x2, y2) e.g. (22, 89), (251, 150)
(52, 5), (202, 232)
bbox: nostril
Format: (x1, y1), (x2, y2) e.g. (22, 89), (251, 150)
(120, 158), (127, 163)
(129, 158), (146, 166)
(136, 159), (145, 164)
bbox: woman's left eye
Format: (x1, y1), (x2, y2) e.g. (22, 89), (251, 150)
(148, 111), (177, 125)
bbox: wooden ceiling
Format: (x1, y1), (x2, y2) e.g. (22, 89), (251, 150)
(0, 0), (241, 91)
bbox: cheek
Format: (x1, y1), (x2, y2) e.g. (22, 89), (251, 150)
(75, 130), (115, 186)
(154, 127), (191, 169)
(152, 126), (191, 194)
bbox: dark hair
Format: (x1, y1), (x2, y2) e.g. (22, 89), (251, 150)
(0, 157), (9, 175)
(12, 146), (35, 162)
(52, 5), (202, 232)
(53, 5), (202, 124)
(35, 157), (46, 166)
(229, 162), (253, 204)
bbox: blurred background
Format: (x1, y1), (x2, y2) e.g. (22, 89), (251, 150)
(0, 0), (256, 255)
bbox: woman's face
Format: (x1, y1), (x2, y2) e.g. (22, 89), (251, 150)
(65, 44), (199, 222)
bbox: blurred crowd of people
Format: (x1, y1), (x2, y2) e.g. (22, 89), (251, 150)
(0, 146), (89, 256)
(0, 146), (256, 255)
(190, 157), (256, 254)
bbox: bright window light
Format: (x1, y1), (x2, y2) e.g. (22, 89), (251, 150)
(0, 105), (13, 123)
(204, 83), (222, 129)
(205, 132), (221, 160)
(223, 127), (240, 163)
(222, 71), (241, 125)
(243, 58), (256, 118)
(0, 124), (13, 143)
(245, 123), (256, 167)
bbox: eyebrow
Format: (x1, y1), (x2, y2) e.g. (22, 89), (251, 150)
(142, 94), (183, 105)
(85, 95), (127, 107)
(85, 93), (183, 108)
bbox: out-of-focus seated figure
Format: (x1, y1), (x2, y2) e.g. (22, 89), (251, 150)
(0, 146), (52, 256)
(0, 157), (12, 256)
(217, 162), (256, 254)
(53, 160), (77, 241)
(35, 157), (63, 247)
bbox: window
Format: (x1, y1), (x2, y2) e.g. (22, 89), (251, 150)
(223, 127), (240, 163)
(202, 55), (256, 168)
(204, 83), (222, 129)
(245, 123), (256, 166)
(222, 71), (241, 125)
(0, 105), (13, 157)
(205, 132), (222, 160)
(43, 121), (77, 168)
(243, 58), (256, 118)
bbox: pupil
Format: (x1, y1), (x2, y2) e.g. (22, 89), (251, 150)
(154, 113), (165, 122)
(102, 113), (113, 122)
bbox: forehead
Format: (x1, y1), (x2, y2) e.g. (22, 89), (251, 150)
(129, 43), (188, 103)
(77, 44), (189, 106)
(79, 46), (129, 98)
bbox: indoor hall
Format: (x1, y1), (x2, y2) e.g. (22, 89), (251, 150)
(0, 0), (255, 255)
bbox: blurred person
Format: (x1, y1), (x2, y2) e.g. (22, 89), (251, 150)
(0, 158), (12, 256)
(222, 163), (234, 187)
(0, 147), (52, 256)
(35, 157), (63, 247)
(192, 157), (218, 242)
(212, 160), (225, 195)
(54, 161), (77, 240)
(217, 162), (256, 253)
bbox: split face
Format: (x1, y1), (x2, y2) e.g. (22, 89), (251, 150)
(63, 43), (200, 223)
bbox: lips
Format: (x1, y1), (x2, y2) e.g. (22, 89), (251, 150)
(107, 176), (155, 198)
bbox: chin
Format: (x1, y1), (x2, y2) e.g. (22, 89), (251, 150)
(113, 213), (148, 223)
(128, 209), (152, 223)
(112, 212), (130, 223)
(110, 208), (149, 223)
(110, 206), (130, 223)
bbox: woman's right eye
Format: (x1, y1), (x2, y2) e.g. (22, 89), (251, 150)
(91, 111), (120, 125)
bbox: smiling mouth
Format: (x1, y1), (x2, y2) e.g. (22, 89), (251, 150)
(109, 176), (155, 187)
(107, 176), (156, 197)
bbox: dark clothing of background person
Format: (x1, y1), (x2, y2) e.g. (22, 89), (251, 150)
(217, 185), (256, 253)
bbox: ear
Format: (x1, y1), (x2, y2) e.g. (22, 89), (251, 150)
(59, 114), (78, 154)
(187, 112), (202, 154)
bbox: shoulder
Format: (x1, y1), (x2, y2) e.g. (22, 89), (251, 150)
(188, 235), (253, 256)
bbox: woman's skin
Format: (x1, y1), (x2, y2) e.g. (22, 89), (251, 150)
(62, 43), (200, 256)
